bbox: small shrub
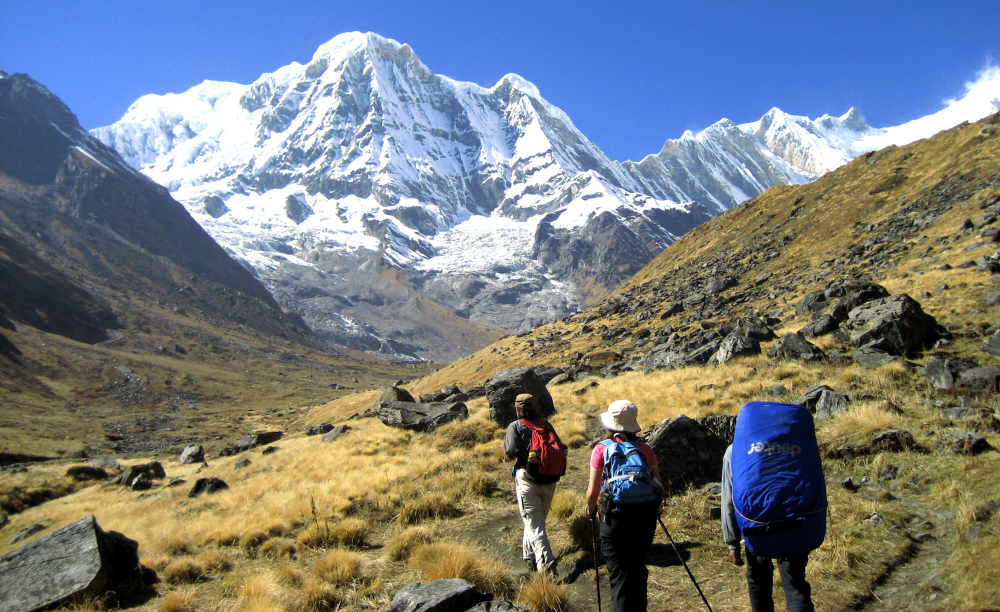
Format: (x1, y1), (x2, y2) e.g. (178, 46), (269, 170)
(399, 493), (461, 525)
(274, 563), (304, 588)
(312, 549), (364, 586)
(518, 573), (570, 612)
(467, 473), (500, 497)
(550, 490), (581, 520)
(409, 541), (513, 600)
(566, 513), (595, 553)
(301, 578), (341, 611)
(386, 526), (434, 561)
(239, 529), (269, 552)
(327, 518), (368, 548)
(159, 591), (195, 612)
(198, 549), (234, 574)
(162, 558), (205, 584)
(259, 537), (298, 559)
(297, 523), (333, 548)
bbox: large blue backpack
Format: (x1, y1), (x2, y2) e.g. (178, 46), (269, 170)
(599, 439), (661, 514)
(731, 401), (827, 558)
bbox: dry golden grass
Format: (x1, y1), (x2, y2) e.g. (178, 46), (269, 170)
(259, 537), (298, 559)
(549, 489), (581, 521)
(517, 573), (571, 612)
(158, 591), (195, 612)
(408, 541), (514, 600)
(818, 402), (904, 443)
(386, 526), (434, 561)
(300, 578), (341, 611)
(564, 513), (594, 553)
(238, 529), (269, 552)
(311, 549), (365, 586)
(466, 472), (501, 497)
(398, 492), (461, 525)
(197, 549), (234, 574)
(162, 558), (205, 585)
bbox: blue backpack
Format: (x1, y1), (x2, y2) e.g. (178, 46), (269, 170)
(731, 401), (827, 558)
(599, 439), (661, 514)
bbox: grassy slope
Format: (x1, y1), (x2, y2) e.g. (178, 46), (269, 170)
(1, 115), (999, 611)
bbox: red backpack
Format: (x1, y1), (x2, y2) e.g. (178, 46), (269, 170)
(520, 419), (566, 483)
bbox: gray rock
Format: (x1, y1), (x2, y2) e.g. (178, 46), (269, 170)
(984, 290), (1000, 306)
(871, 430), (916, 452)
(9, 524), (47, 545)
(178, 444), (205, 465)
(88, 457), (120, 470)
(485, 368), (555, 426)
(935, 431), (991, 455)
(709, 333), (761, 365)
(957, 366), (1000, 394)
(840, 294), (940, 357)
(189, 477), (229, 497)
(304, 423), (335, 436)
(706, 277), (737, 294)
(547, 372), (572, 387)
(982, 331), (1000, 357)
(130, 474), (152, 491)
(646, 415), (729, 494)
(0, 515), (150, 612)
(116, 462), (165, 488)
(321, 425), (351, 442)
(768, 332), (825, 361)
(926, 356), (980, 390)
(764, 385), (789, 397)
(737, 319), (776, 342)
(374, 401), (469, 432)
(853, 346), (901, 368)
(697, 415), (737, 446)
(796, 290), (827, 316)
(467, 601), (527, 612)
(388, 578), (486, 612)
(234, 458), (252, 470)
(795, 385), (849, 420)
(799, 314), (839, 338)
(220, 432), (283, 456)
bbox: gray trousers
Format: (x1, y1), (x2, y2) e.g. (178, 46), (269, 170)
(514, 469), (557, 572)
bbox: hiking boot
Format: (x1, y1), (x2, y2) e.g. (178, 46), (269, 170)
(525, 558), (537, 573)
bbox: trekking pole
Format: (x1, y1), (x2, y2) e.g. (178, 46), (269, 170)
(591, 513), (602, 612)
(657, 516), (714, 612)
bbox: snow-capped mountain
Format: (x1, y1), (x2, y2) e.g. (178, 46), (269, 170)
(93, 33), (1000, 361)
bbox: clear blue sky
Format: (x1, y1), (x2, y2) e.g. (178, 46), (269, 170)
(3, 1), (998, 161)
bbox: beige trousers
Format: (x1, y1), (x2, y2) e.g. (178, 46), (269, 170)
(514, 468), (557, 572)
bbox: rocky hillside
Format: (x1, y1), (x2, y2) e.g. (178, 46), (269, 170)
(0, 72), (424, 459)
(416, 111), (1000, 391)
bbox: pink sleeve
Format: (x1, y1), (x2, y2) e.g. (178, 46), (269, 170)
(590, 443), (606, 469)
(641, 443), (658, 467)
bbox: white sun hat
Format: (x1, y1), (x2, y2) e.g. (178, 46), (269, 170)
(599, 399), (641, 433)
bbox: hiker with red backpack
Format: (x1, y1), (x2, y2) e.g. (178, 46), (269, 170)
(585, 400), (664, 612)
(504, 393), (567, 576)
(722, 401), (827, 612)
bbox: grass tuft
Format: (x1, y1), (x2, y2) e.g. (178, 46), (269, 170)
(518, 573), (571, 612)
(399, 493), (461, 524)
(162, 558), (205, 584)
(312, 549), (364, 586)
(386, 526), (434, 561)
(408, 541), (513, 600)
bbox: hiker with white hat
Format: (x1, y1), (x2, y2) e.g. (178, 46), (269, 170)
(585, 400), (664, 611)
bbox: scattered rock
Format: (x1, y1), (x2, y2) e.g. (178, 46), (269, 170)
(387, 578), (487, 612)
(840, 294), (940, 357)
(573, 380), (599, 395)
(863, 511), (886, 525)
(9, 523), (47, 544)
(799, 314), (839, 338)
(89, 457), (120, 470)
(764, 385), (789, 397)
(646, 415), (729, 494)
(189, 478), (229, 497)
(235, 458), (252, 470)
(321, 425), (351, 442)
(981, 331), (1000, 357)
(485, 368), (555, 426)
(66, 466), (108, 481)
(852, 346), (901, 368)
(709, 333), (761, 365)
(768, 332), (825, 361)
(935, 431), (991, 455)
(304, 423), (335, 436)
(374, 401), (469, 432)
(219, 432), (283, 457)
(795, 385), (849, 420)
(957, 366), (1000, 394)
(178, 444), (205, 465)
(113, 462), (166, 488)
(925, 356), (980, 390)
(871, 430), (916, 453)
(0, 515), (154, 612)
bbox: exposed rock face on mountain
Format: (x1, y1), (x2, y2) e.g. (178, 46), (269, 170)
(0, 71), (311, 365)
(94, 32), (891, 361)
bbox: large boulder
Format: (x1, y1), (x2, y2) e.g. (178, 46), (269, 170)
(839, 294), (939, 357)
(0, 515), (153, 612)
(388, 578), (487, 612)
(374, 401), (468, 432)
(189, 477), (229, 497)
(795, 385), (850, 420)
(381, 386), (417, 404)
(178, 444), (205, 464)
(646, 415), (729, 494)
(113, 462), (166, 488)
(799, 314), (839, 339)
(485, 369), (555, 426)
(709, 334), (761, 365)
(957, 367), (1000, 395)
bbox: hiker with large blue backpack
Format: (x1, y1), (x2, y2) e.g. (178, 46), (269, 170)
(585, 400), (664, 612)
(504, 393), (567, 576)
(722, 401), (827, 612)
